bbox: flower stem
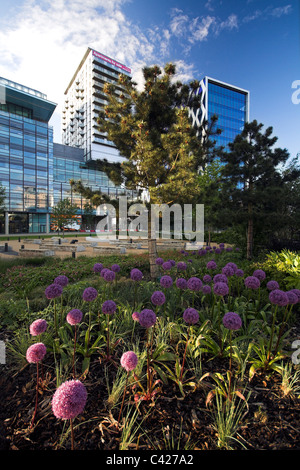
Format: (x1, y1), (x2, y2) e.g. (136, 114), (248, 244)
(72, 325), (77, 379)
(70, 419), (74, 450)
(267, 304), (278, 363)
(117, 371), (129, 428)
(30, 361), (39, 429)
(180, 325), (190, 382)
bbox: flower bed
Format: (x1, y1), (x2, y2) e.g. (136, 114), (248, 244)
(0, 244), (300, 451)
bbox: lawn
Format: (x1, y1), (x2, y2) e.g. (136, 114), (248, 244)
(0, 244), (299, 451)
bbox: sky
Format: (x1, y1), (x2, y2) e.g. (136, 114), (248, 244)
(0, 0), (299, 159)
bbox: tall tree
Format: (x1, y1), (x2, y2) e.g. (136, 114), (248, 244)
(219, 120), (296, 258)
(95, 63), (218, 277)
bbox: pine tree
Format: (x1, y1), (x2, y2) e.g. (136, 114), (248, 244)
(219, 120), (295, 258)
(71, 63), (218, 278)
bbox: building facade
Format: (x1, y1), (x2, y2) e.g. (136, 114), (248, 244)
(189, 76), (249, 150)
(62, 47), (131, 163)
(0, 77), (56, 234)
(0, 74), (134, 235)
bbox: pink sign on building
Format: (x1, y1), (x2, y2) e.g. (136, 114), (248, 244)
(92, 50), (131, 74)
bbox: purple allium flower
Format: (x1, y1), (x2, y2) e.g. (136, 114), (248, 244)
(151, 290), (166, 306)
(29, 319), (48, 336)
(26, 343), (46, 363)
(198, 249), (206, 256)
(139, 309), (156, 328)
(187, 277), (202, 292)
(207, 260), (217, 270)
(168, 259), (176, 267)
(45, 283), (63, 299)
(213, 282), (229, 297)
(155, 257), (164, 265)
(120, 351), (138, 371)
(225, 262), (238, 273)
(66, 309), (83, 325)
(102, 300), (117, 315)
(235, 269), (244, 278)
(266, 280), (280, 291)
(103, 269), (116, 282)
(226, 247), (233, 252)
(82, 287), (98, 302)
(288, 289), (300, 302)
(162, 261), (172, 271)
(177, 261), (187, 271)
(286, 291), (299, 305)
(222, 312), (242, 330)
(132, 311), (140, 322)
(54, 275), (69, 287)
(213, 274), (228, 284)
(253, 269), (266, 281)
(93, 263), (103, 273)
(269, 289), (289, 307)
(219, 243), (225, 248)
(100, 268), (110, 278)
(244, 276), (260, 290)
(160, 275), (173, 288)
(111, 264), (120, 273)
(183, 307), (199, 325)
(203, 274), (212, 284)
(202, 285), (211, 295)
(52, 380), (87, 420)
(215, 248), (221, 254)
(222, 265), (235, 277)
(176, 278), (187, 289)
(130, 268), (143, 281)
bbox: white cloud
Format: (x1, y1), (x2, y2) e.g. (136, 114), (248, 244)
(169, 10), (189, 37)
(271, 5), (292, 17)
(0, 0), (158, 141)
(217, 13), (238, 33)
(189, 16), (216, 42)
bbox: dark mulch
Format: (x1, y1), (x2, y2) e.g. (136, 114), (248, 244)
(1, 350), (300, 452)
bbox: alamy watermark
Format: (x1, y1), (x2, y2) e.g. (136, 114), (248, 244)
(291, 80), (300, 104)
(95, 196), (204, 244)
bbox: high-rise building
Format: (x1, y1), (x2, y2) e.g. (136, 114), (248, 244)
(189, 76), (249, 150)
(62, 47), (131, 163)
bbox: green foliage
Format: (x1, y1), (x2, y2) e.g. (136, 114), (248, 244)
(51, 197), (79, 232)
(254, 249), (300, 289)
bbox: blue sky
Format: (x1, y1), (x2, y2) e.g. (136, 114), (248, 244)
(0, 0), (299, 159)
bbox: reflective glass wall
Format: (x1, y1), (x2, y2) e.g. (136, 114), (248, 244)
(207, 80), (248, 150)
(0, 109), (53, 233)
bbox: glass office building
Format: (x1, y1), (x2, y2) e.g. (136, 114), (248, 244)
(0, 77), (56, 234)
(189, 76), (249, 150)
(0, 76), (133, 234)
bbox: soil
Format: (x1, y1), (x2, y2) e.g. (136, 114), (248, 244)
(1, 349), (299, 452)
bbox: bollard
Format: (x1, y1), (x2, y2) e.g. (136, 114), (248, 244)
(72, 251), (76, 258)
(18, 237), (21, 242)
(5, 243), (8, 252)
(21, 245), (24, 249)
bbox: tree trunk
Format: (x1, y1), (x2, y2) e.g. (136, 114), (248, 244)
(148, 223), (159, 280)
(247, 203), (253, 259)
